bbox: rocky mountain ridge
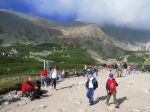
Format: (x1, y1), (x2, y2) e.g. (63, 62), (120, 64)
(0, 9), (149, 59)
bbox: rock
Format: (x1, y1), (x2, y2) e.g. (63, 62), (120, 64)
(59, 108), (66, 112)
(8, 90), (17, 96)
(131, 109), (142, 112)
(17, 101), (27, 106)
(32, 104), (47, 111)
(3, 101), (10, 105)
(75, 101), (81, 105)
(39, 105), (47, 109)
(131, 108), (146, 112)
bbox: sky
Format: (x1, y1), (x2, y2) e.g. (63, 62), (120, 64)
(0, 0), (150, 30)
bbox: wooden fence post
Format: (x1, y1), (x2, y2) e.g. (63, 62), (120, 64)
(17, 75), (20, 83)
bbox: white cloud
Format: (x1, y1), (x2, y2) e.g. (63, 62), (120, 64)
(25, 0), (150, 30)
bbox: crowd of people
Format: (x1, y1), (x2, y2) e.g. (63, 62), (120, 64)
(21, 65), (69, 100)
(21, 62), (148, 108)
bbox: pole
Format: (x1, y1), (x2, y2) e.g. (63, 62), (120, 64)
(44, 60), (46, 70)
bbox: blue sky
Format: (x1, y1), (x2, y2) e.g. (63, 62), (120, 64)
(0, 0), (77, 22)
(0, 0), (150, 30)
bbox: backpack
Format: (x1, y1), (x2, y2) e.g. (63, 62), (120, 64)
(106, 79), (118, 91)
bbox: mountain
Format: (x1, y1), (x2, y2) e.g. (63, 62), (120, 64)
(101, 25), (150, 51)
(0, 9), (149, 60)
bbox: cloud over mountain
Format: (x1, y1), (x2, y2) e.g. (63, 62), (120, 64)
(1, 0), (150, 30)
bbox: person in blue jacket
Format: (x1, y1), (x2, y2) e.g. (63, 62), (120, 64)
(86, 70), (98, 105)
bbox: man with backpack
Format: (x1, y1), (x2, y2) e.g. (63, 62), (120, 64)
(106, 73), (119, 108)
(86, 70), (98, 105)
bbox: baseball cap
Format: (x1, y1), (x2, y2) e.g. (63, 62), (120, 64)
(109, 73), (114, 78)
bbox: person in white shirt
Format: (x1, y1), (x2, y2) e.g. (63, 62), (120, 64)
(50, 66), (60, 91)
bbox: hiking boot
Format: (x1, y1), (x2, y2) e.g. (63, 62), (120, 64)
(115, 102), (119, 108)
(89, 101), (95, 106)
(29, 96), (34, 101)
(105, 102), (109, 106)
(115, 104), (119, 108)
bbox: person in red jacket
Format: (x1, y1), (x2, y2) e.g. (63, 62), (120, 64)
(106, 73), (119, 108)
(41, 69), (49, 86)
(22, 78), (38, 100)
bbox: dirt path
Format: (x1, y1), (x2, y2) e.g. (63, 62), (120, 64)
(1, 70), (150, 112)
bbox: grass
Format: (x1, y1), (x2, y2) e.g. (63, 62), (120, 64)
(0, 74), (39, 94)
(0, 43), (96, 93)
(0, 43), (96, 75)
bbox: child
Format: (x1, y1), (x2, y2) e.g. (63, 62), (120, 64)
(106, 73), (119, 108)
(86, 71), (98, 105)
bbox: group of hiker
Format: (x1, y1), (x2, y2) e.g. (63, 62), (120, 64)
(85, 67), (119, 108)
(21, 62), (139, 107)
(21, 65), (65, 100)
(105, 62), (139, 77)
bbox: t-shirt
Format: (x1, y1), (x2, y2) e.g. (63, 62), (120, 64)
(89, 77), (94, 88)
(51, 69), (58, 79)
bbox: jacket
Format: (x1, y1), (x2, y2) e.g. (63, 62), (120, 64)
(22, 80), (36, 94)
(86, 77), (98, 90)
(106, 78), (118, 93)
(41, 70), (47, 77)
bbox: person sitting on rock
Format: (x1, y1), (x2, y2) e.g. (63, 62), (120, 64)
(105, 73), (119, 108)
(21, 78), (39, 100)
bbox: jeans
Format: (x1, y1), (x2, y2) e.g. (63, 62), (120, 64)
(86, 88), (94, 104)
(41, 76), (49, 85)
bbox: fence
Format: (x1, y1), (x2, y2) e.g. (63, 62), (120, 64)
(0, 74), (39, 94)
(0, 69), (85, 94)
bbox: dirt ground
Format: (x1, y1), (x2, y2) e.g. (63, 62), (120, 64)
(0, 70), (150, 112)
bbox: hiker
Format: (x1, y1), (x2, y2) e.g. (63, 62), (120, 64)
(105, 73), (119, 108)
(50, 66), (60, 91)
(21, 78), (40, 100)
(122, 62), (127, 75)
(117, 68), (122, 77)
(41, 69), (49, 86)
(113, 63), (118, 75)
(61, 69), (66, 79)
(86, 71), (98, 105)
(127, 65), (131, 75)
(95, 65), (99, 76)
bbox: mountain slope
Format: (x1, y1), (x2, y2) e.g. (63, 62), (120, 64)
(0, 9), (62, 45)
(0, 9), (148, 59)
(101, 25), (150, 51)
